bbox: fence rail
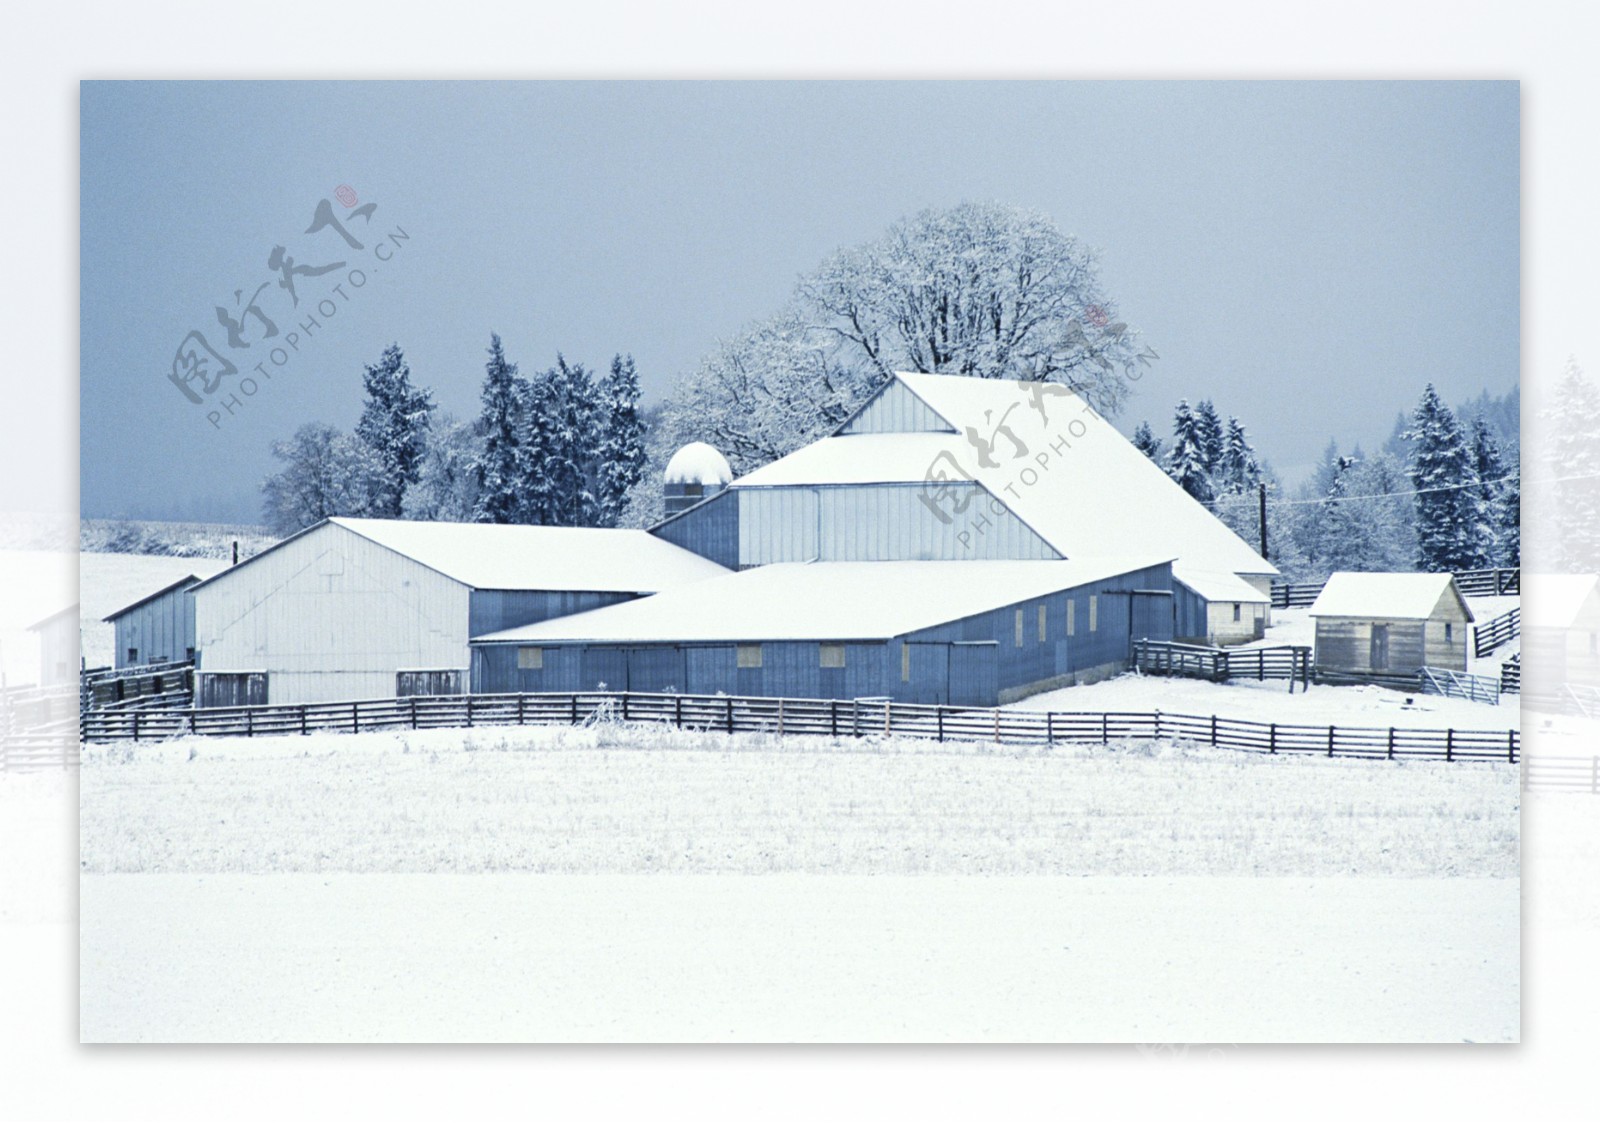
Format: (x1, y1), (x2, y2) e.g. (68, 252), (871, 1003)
(1270, 567), (1519, 609)
(80, 662), (194, 712)
(1499, 654), (1520, 695)
(1133, 640), (1312, 692)
(1420, 667), (1502, 706)
(1525, 754), (1600, 795)
(75, 690), (1519, 764)
(1473, 608), (1520, 658)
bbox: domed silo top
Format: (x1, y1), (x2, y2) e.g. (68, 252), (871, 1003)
(663, 442), (733, 516)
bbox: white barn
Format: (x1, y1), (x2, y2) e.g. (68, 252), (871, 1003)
(190, 517), (727, 706)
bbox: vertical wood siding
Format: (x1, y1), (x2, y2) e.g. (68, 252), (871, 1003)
(112, 585), (197, 668)
(651, 488), (740, 568)
(839, 381), (954, 435)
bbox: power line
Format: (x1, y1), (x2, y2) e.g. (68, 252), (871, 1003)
(1206, 471), (1526, 510)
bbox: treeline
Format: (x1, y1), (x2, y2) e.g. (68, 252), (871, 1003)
(1133, 384), (1520, 582)
(260, 338), (646, 536)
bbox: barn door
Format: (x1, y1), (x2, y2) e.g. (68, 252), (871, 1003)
(396, 669), (465, 697)
(1370, 624), (1390, 671)
(200, 672), (268, 708)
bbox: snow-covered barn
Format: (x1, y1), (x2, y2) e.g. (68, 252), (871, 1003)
(28, 605), (79, 686)
(472, 557), (1176, 706)
(651, 372), (1277, 600)
(103, 574), (201, 669)
(1308, 572), (1475, 676)
(190, 517), (728, 707)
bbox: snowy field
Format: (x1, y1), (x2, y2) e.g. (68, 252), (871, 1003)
(77, 723), (1520, 1042)
(77, 551), (227, 669)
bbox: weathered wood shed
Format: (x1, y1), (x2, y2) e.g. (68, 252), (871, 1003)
(103, 574), (201, 669)
(27, 605), (79, 686)
(1523, 573), (1599, 692)
(471, 557), (1177, 707)
(190, 517), (728, 707)
(1171, 563), (1269, 646)
(1308, 572), (1475, 675)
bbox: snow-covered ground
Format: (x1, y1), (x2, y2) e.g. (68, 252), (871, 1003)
(77, 551), (227, 669)
(79, 873), (1518, 1043)
(80, 723), (1518, 877)
(76, 722), (1520, 1041)
(1015, 673), (1519, 731)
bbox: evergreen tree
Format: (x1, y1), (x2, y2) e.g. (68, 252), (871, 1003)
(354, 343), (434, 519)
(1216, 416), (1261, 495)
(595, 354), (647, 528)
(1195, 399), (1224, 474)
(471, 333), (527, 524)
(1405, 384), (1481, 571)
(1543, 358), (1600, 569)
(1315, 455), (1379, 573)
(1496, 452), (1521, 566)
(1165, 400), (1213, 504)
(1131, 421), (1163, 462)
(1468, 415), (1505, 565)
(548, 355), (601, 527)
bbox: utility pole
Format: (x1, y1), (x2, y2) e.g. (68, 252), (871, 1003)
(1258, 482), (1269, 561)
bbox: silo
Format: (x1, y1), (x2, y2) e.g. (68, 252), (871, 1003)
(663, 442), (732, 516)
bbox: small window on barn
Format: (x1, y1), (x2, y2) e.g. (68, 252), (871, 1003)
(820, 643), (846, 669)
(127, 647), (138, 663)
(1444, 622), (1453, 643)
(517, 646), (543, 670)
(186, 647), (195, 661)
(1089, 595), (1098, 633)
(1067, 599), (1076, 636)
(1233, 603), (1242, 622)
(737, 644), (763, 669)
(1039, 604), (1048, 643)
(1015, 609), (1025, 647)
(901, 643), (911, 682)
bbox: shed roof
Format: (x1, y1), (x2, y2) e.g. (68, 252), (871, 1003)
(1522, 573), (1598, 629)
(1172, 563), (1269, 604)
(102, 574), (202, 623)
(195, 518), (730, 595)
(474, 556), (1172, 644)
(1308, 572), (1475, 622)
(731, 372), (1276, 577)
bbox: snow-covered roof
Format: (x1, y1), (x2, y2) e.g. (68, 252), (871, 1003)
(1523, 573), (1598, 629)
(102, 574), (202, 622)
(473, 556), (1172, 644)
(664, 442), (733, 487)
(1308, 572), (1474, 622)
(195, 518), (730, 595)
(1171, 563), (1268, 604)
(732, 372), (1277, 577)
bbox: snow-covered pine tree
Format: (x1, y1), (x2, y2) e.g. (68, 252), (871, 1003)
(1165, 400), (1213, 504)
(471, 333), (527, 524)
(1195, 399), (1224, 475)
(594, 354), (647, 528)
(1405, 383), (1482, 572)
(1314, 455), (1380, 573)
(520, 355), (600, 527)
(1215, 416), (1261, 495)
(1543, 358), (1600, 569)
(1496, 452), (1520, 566)
(1131, 421), (1163, 462)
(1468, 415), (1506, 565)
(354, 343), (435, 519)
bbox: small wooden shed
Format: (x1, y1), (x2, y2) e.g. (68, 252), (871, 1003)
(28, 604), (79, 686)
(103, 574), (201, 669)
(1523, 573), (1599, 692)
(1308, 572), (1475, 675)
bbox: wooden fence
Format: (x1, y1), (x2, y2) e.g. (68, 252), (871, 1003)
(1499, 654), (1520, 694)
(76, 690), (1519, 764)
(1133, 640), (1312, 692)
(80, 661), (194, 712)
(1419, 667), (1502, 706)
(1270, 567), (1519, 610)
(1524, 754), (1600, 795)
(1473, 608), (1520, 658)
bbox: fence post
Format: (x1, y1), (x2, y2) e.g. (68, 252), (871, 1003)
(467, 696), (475, 728)
(1102, 712), (1109, 745)
(570, 694), (578, 726)
(412, 697), (420, 729)
(830, 700), (838, 738)
(993, 709), (1001, 743)
(726, 697), (734, 734)
(1210, 714), (1217, 746)
(1269, 723), (1276, 754)
(1046, 711), (1054, 747)
(516, 694), (524, 727)
(1445, 729), (1453, 763)
(675, 695), (683, 728)
(622, 693), (630, 721)
(777, 698), (784, 736)
(300, 705), (307, 736)
(1327, 726), (1335, 758)
(352, 703), (359, 734)
(133, 711), (141, 742)
(937, 707), (945, 742)
(1154, 709), (1162, 739)
(1388, 727), (1395, 760)
(1507, 730), (1515, 764)
(245, 709), (253, 738)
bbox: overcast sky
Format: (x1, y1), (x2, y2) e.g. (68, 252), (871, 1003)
(80, 80), (1518, 522)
